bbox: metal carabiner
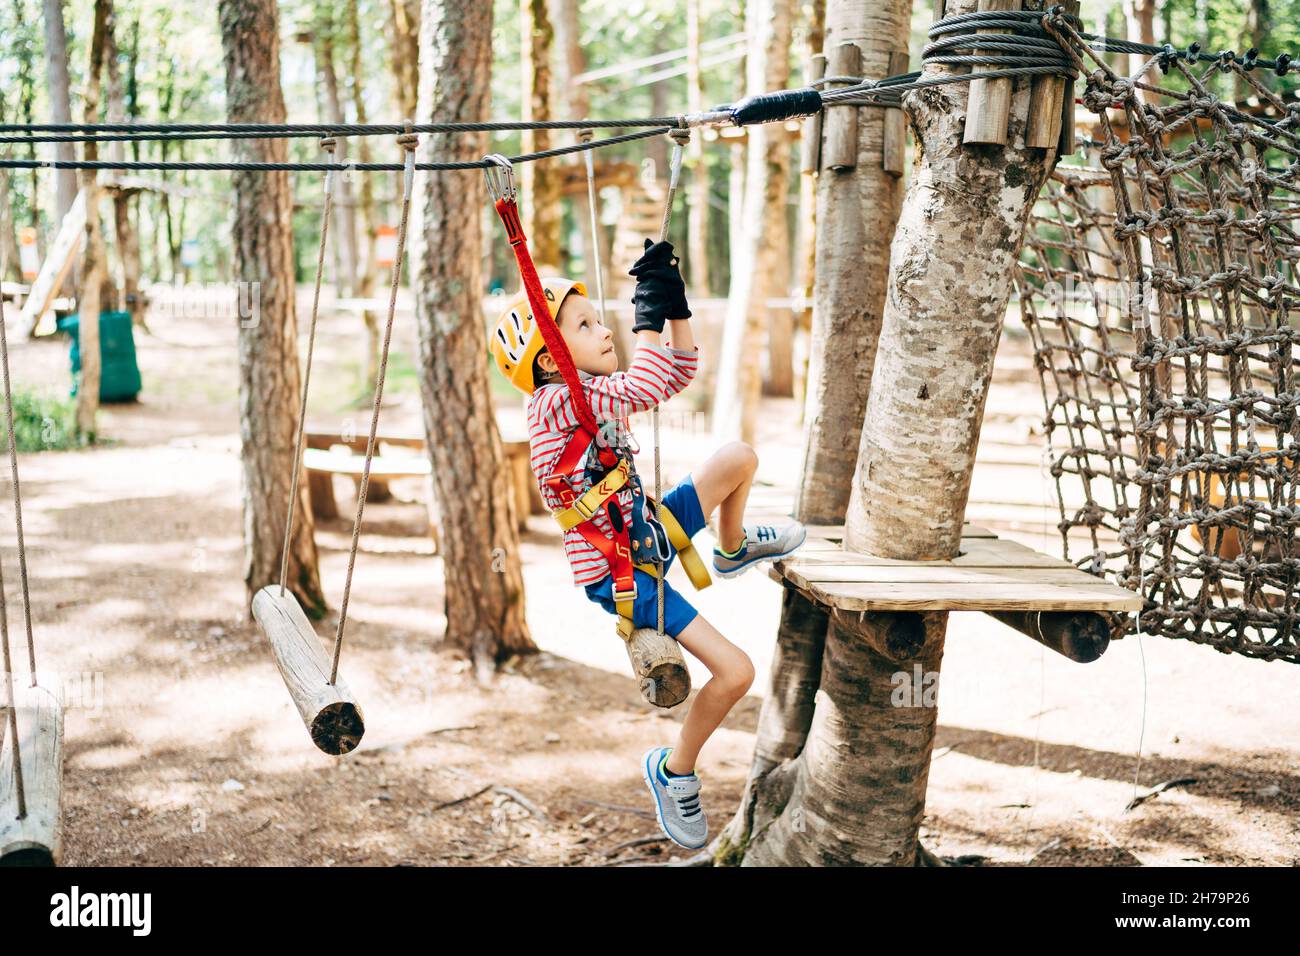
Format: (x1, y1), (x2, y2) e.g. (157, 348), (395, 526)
(482, 153), (515, 203)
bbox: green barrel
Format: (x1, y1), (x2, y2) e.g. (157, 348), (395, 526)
(57, 312), (142, 403)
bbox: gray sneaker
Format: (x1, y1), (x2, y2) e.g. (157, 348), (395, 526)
(641, 746), (708, 850)
(712, 521), (807, 578)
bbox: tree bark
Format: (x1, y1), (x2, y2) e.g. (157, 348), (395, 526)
(520, 0), (561, 270)
(219, 0), (326, 617)
(412, 0), (534, 677)
(685, 0), (710, 295)
(104, 7), (141, 321)
(42, 0), (79, 299)
(710, 0), (793, 444)
(722, 0), (1060, 867)
(311, 4), (361, 300)
(344, 0), (383, 395)
(385, 0), (421, 121)
(797, 0), (911, 524)
(75, 0), (112, 439)
(550, 0), (588, 278)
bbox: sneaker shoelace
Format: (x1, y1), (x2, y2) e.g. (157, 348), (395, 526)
(754, 525), (777, 543)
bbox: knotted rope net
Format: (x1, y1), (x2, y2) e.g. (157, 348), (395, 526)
(1017, 22), (1300, 664)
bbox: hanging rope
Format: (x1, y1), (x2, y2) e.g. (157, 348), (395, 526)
(578, 129), (609, 327)
(650, 128), (691, 640)
(0, 242), (33, 821)
(277, 137), (337, 598)
(329, 125), (420, 685)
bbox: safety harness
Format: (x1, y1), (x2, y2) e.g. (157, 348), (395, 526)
(484, 154), (710, 641)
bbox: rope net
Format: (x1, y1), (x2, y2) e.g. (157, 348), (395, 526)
(1017, 32), (1300, 664)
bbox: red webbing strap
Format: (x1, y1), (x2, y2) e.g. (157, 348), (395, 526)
(493, 196), (611, 465)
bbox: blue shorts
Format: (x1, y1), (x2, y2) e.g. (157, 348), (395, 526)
(584, 472), (706, 640)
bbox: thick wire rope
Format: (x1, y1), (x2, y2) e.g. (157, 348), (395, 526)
(328, 128), (419, 684)
(0, 127), (672, 173)
(277, 138), (336, 601)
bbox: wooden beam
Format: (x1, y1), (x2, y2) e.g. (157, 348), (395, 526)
(251, 587), (365, 755)
(1026, 0), (1079, 149)
(800, 54), (828, 175)
(882, 50), (910, 175)
(987, 609), (1111, 662)
(822, 42), (862, 171)
(0, 683), (64, 866)
(963, 0), (1020, 146)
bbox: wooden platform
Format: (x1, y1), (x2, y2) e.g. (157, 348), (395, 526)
(769, 525), (1143, 613)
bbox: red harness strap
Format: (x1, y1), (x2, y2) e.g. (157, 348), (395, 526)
(492, 195), (616, 469)
(491, 192), (633, 598)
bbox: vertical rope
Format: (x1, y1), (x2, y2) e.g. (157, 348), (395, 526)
(579, 129), (608, 326)
(330, 124), (418, 684)
(279, 137), (337, 595)
(0, 243), (28, 819)
(651, 127), (690, 638)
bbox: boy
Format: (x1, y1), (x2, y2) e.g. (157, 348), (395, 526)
(489, 239), (806, 850)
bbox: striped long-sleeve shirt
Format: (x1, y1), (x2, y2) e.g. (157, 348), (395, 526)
(526, 342), (700, 588)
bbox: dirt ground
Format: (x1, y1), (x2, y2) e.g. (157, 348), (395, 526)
(4, 292), (1296, 867)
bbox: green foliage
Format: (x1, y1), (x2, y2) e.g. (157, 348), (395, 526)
(9, 390), (83, 452)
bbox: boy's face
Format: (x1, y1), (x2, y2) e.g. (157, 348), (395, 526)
(539, 293), (618, 379)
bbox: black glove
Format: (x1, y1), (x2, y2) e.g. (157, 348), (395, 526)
(629, 239), (692, 333)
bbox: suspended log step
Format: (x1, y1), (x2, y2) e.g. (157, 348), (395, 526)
(252, 586), (365, 756)
(768, 527), (1143, 614)
(625, 627), (691, 709)
(0, 683), (65, 866)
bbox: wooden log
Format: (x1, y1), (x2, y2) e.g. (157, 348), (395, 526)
(963, 0), (1021, 147)
(625, 627), (691, 709)
(882, 51), (910, 175)
(987, 609), (1111, 663)
(1056, 1), (1081, 156)
(1026, 0), (1079, 149)
(800, 54), (827, 175)
(822, 42), (862, 171)
(0, 683), (64, 866)
(252, 586), (365, 755)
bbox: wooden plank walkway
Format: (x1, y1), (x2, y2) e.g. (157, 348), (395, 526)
(768, 526), (1142, 613)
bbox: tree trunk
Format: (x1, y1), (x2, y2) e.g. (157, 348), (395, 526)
(550, 0), (588, 278)
(520, 0), (561, 269)
(385, 0), (421, 121)
(312, 6), (360, 300)
(721, 0), (1060, 867)
(1122, 0), (1155, 103)
(42, 0), (80, 300)
(797, 0), (911, 523)
(75, 0), (112, 439)
(685, 0), (710, 295)
(104, 8), (141, 322)
(345, 0), (383, 394)
(219, 0), (327, 617)
(710, 0), (793, 443)
(413, 0), (534, 677)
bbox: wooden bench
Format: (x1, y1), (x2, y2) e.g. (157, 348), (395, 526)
(303, 430), (547, 532)
(304, 432), (429, 520)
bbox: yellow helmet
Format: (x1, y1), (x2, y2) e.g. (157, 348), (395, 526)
(490, 277), (588, 394)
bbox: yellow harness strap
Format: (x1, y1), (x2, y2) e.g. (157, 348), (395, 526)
(614, 498), (712, 642)
(552, 457), (630, 531)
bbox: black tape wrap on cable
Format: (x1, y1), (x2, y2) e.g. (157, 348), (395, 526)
(729, 88), (824, 127)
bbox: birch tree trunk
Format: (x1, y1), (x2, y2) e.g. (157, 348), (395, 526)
(345, 0), (383, 395)
(412, 0), (534, 679)
(521, 0), (561, 269)
(685, 0), (710, 295)
(710, 0), (793, 444)
(42, 0), (79, 301)
(719, 0), (1060, 867)
(312, 8), (360, 300)
(75, 0), (111, 439)
(796, 0), (911, 523)
(219, 0), (326, 617)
